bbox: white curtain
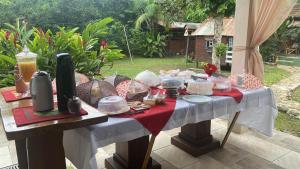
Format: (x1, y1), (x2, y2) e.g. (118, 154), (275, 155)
(234, 0), (296, 81)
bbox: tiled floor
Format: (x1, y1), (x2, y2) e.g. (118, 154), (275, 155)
(1, 119), (300, 169)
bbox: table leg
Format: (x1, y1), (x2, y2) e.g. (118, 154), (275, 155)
(15, 139), (28, 169)
(105, 135), (161, 169)
(221, 112), (240, 148)
(171, 120), (220, 157)
(26, 131), (66, 169)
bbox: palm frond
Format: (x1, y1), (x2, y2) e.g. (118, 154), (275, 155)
(135, 13), (151, 29)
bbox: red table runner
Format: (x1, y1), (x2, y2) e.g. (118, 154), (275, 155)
(12, 105), (87, 127)
(114, 97), (176, 135)
(1, 88), (56, 103)
(112, 87), (243, 135)
(213, 87), (243, 103)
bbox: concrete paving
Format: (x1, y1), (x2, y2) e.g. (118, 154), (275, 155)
(1, 118), (299, 169)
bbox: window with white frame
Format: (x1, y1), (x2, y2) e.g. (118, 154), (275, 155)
(205, 40), (213, 48)
(228, 37), (233, 48)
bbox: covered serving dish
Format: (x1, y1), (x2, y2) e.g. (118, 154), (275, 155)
(161, 78), (183, 89)
(98, 96), (130, 115)
(135, 70), (161, 87)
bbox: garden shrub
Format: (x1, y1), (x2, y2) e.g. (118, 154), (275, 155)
(143, 32), (167, 57)
(0, 17), (125, 87)
(109, 21), (167, 58)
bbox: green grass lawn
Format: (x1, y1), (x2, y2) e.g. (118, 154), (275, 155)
(103, 56), (193, 78)
(103, 56), (290, 86)
(264, 64), (291, 86)
(275, 111), (300, 137)
(292, 87), (300, 103)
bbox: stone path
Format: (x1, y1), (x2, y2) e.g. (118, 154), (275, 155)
(271, 65), (300, 119)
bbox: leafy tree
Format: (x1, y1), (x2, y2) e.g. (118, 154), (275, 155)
(261, 18), (300, 62)
(134, 0), (166, 32)
(0, 0), (138, 30)
(200, 0), (235, 71)
(159, 0), (207, 23)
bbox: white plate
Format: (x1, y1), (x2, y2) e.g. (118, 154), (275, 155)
(182, 95), (212, 104)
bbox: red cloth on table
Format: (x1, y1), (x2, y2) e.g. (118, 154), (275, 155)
(114, 97), (176, 135)
(1, 90), (31, 102)
(12, 105), (87, 127)
(1, 88), (56, 103)
(213, 88), (243, 103)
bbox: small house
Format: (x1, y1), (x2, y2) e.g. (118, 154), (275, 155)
(164, 18), (235, 65)
(160, 21), (200, 55)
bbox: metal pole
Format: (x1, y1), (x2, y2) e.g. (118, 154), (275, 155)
(141, 134), (157, 169)
(185, 35), (190, 66)
(220, 111), (240, 148)
(123, 25), (133, 64)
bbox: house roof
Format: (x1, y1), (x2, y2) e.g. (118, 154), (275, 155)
(191, 17), (234, 37)
(158, 21), (201, 30)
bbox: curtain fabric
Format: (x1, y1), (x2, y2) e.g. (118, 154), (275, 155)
(239, 0), (296, 81)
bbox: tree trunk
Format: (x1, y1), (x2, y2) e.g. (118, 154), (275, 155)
(212, 16), (224, 72)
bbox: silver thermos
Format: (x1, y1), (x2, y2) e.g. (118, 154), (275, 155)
(30, 71), (54, 112)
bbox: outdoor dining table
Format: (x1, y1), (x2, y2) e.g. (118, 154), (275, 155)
(63, 87), (278, 169)
(0, 87), (108, 169)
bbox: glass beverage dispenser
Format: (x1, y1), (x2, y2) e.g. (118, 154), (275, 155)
(16, 46), (37, 82)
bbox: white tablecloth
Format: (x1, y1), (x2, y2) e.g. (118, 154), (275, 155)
(63, 87), (277, 169)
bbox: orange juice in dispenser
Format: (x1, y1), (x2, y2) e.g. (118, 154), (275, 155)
(16, 46), (37, 82)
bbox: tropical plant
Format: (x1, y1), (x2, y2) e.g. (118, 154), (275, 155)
(215, 43), (228, 58)
(0, 29), (21, 80)
(0, 28), (19, 88)
(134, 0), (171, 32)
(4, 18), (33, 47)
(260, 18), (300, 62)
(143, 32), (167, 57)
(0, 18), (33, 71)
(29, 17), (125, 77)
(0, 17), (125, 87)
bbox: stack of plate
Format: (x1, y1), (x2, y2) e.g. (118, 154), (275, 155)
(165, 88), (178, 98)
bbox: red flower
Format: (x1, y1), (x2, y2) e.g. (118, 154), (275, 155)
(100, 40), (108, 48)
(203, 63), (217, 76)
(5, 31), (11, 40)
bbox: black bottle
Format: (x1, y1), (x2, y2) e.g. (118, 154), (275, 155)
(56, 53), (76, 112)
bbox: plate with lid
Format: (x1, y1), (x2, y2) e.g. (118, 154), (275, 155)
(182, 95), (212, 104)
